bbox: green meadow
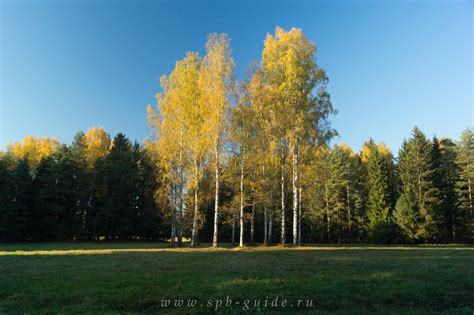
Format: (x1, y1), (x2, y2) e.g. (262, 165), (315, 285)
(0, 243), (473, 314)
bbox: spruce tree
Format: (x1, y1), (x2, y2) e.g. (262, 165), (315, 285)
(395, 127), (441, 242)
(0, 157), (16, 240)
(93, 133), (139, 239)
(434, 138), (462, 242)
(136, 145), (164, 240)
(308, 146), (349, 243)
(366, 144), (391, 223)
(70, 131), (90, 239)
(33, 156), (61, 241)
(12, 158), (34, 240)
(54, 144), (82, 239)
(366, 144), (397, 242)
(455, 128), (474, 241)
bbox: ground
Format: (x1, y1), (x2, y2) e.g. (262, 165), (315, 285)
(0, 242), (473, 314)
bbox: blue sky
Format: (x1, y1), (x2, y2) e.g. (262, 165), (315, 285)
(1, 0), (472, 154)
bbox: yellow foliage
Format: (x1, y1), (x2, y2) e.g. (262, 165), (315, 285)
(361, 143), (372, 163)
(85, 127), (111, 167)
(361, 141), (393, 163)
(201, 33), (235, 148)
(6, 136), (59, 170)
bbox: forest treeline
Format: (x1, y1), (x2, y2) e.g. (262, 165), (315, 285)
(1, 27), (473, 244)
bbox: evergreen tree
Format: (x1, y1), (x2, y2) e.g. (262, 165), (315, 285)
(33, 156), (62, 240)
(93, 133), (139, 239)
(70, 131), (90, 239)
(12, 158), (34, 240)
(455, 128), (474, 241)
(365, 141), (399, 242)
(136, 145), (164, 240)
(395, 127), (441, 242)
(433, 138), (463, 242)
(54, 144), (83, 240)
(308, 146), (346, 243)
(0, 157), (17, 240)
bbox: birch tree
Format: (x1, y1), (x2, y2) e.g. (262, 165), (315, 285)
(85, 128), (111, 168)
(148, 52), (208, 247)
(201, 33), (235, 247)
(261, 27), (336, 245)
(230, 101), (255, 246)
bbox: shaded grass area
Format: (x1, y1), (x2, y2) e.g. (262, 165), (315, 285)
(0, 243), (473, 314)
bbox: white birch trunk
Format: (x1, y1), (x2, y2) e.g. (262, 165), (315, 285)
(298, 186), (302, 246)
(250, 169), (256, 244)
(281, 146), (286, 246)
(232, 209), (236, 244)
(170, 186), (176, 247)
(239, 152), (245, 247)
(191, 162), (199, 247)
(178, 130), (184, 246)
(212, 144), (219, 247)
(250, 200), (255, 243)
(292, 142), (298, 245)
(269, 188), (273, 244)
(262, 163), (268, 246)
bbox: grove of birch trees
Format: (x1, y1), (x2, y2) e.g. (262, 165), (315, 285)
(1, 27), (473, 244)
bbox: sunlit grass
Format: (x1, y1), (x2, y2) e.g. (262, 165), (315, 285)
(0, 242), (472, 256)
(0, 242), (472, 313)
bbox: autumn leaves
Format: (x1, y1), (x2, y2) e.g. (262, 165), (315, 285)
(147, 27), (336, 247)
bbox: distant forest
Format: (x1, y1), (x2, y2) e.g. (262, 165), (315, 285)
(1, 27), (472, 244)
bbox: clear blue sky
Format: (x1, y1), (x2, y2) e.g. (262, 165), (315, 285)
(1, 0), (472, 154)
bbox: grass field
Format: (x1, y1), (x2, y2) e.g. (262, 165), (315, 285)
(0, 242), (473, 314)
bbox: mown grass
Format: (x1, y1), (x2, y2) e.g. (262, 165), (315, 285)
(0, 242), (472, 314)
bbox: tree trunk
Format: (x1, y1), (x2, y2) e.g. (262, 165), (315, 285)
(212, 145), (220, 247)
(250, 168), (256, 244)
(232, 209), (236, 244)
(451, 210), (456, 243)
(269, 188), (273, 244)
(468, 162), (473, 215)
(346, 185), (351, 243)
(170, 186), (176, 247)
(292, 142), (298, 245)
(263, 163), (268, 246)
(281, 146), (286, 246)
(250, 200), (255, 243)
(325, 184), (330, 243)
(191, 163), (199, 247)
(337, 207), (341, 244)
(239, 152), (245, 247)
(178, 130), (184, 246)
(298, 186), (302, 246)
